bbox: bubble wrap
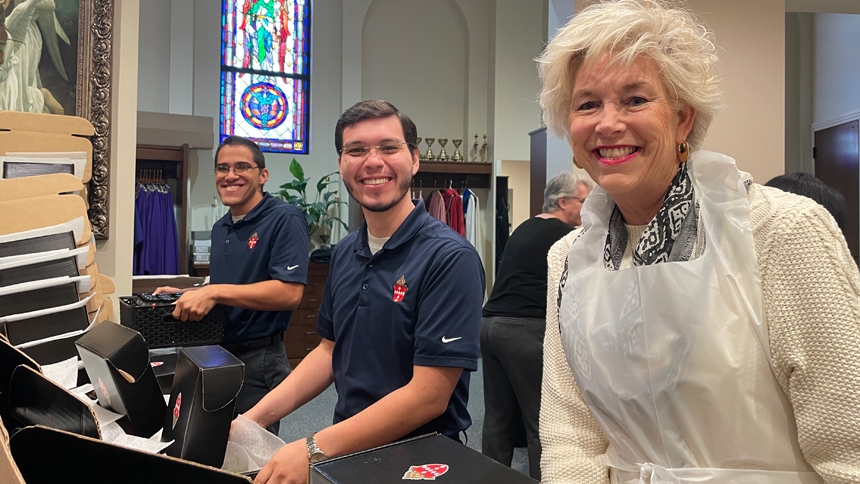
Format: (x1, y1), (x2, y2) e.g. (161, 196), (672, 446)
(221, 415), (285, 473)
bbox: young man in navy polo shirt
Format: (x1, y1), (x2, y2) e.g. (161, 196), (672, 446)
(155, 136), (309, 434)
(244, 100), (485, 483)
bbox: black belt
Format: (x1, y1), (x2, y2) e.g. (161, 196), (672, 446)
(221, 332), (283, 354)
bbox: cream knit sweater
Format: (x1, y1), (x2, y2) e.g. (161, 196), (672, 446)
(540, 183), (860, 483)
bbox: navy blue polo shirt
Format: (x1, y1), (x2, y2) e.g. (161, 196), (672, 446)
(210, 193), (309, 343)
(317, 199), (485, 440)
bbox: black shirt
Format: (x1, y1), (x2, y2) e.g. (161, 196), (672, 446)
(482, 216), (574, 319)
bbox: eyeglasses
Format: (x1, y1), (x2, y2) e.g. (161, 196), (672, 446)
(339, 141), (410, 160)
(214, 163), (260, 176)
(564, 196), (586, 203)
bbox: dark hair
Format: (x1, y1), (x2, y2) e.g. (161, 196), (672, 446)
(334, 100), (418, 156)
(215, 135), (266, 169)
(765, 172), (847, 232)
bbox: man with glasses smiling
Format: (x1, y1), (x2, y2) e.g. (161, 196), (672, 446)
(155, 135), (309, 434)
(243, 100), (485, 484)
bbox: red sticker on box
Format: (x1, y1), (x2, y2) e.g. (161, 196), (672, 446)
(403, 463), (449, 480)
(172, 393), (182, 429)
(151, 361), (164, 367)
(98, 377), (110, 405)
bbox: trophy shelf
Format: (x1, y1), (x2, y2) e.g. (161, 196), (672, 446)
(416, 161), (492, 189)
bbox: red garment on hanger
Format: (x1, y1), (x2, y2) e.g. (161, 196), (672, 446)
(442, 188), (466, 236)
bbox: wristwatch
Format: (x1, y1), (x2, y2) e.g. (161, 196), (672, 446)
(306, 432), (328, 464)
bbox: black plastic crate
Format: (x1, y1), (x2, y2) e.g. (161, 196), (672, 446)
(119, 294), (226, 349)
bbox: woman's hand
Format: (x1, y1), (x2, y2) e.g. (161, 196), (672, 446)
(253, 439), (308, 484)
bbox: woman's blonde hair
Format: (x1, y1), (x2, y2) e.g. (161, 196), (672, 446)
(537, 0), (723, 150)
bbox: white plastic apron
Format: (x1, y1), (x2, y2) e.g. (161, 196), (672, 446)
(559, 151), (821, 484)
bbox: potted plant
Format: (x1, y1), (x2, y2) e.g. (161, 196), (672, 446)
(276, 159), (349, 249)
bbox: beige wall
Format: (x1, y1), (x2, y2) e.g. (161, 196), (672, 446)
(95, 0), (139, 320)
(573, 0), (786, 183)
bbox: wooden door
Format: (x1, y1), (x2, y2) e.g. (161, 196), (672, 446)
(815, 120), (859, 258)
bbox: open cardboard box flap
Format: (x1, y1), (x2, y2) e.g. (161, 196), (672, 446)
(8, 365), (99, 440)
(0, 174), (82, 201)
(10, 425), (254, 484)
(0, 336), (40, 393)
(0, 417), (25, 484)
(0, 194), (91, 244)
(76, 322), (149, 383)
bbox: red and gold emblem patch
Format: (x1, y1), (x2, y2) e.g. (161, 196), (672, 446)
(393, 275), (408, 302)
(172, 393), (182, 429)
(402, 463), (449, 480)
(248, 232), (259, 249)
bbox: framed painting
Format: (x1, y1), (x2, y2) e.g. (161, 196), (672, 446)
(0, 0), (114, 238)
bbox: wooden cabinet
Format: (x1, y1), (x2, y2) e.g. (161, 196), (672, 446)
(283, 262), (328, 368)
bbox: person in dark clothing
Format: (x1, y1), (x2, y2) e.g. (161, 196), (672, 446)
(480, 171), (592, 480)
(765, 172), (847, 233)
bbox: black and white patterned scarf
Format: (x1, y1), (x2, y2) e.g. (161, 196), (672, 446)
(603, 162), (702, 270)
(556, 163), (704, 313)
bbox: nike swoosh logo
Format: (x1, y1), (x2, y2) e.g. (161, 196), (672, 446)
(441, 336), (462, 343)
(287, 265), (299, 270)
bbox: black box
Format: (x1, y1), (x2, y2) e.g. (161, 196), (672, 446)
(0, 304), (89, 346)
(119, 294), (227, 348)
(161, 345), (244, 468)
(0, 281), (80, 319)
(10, 425), (254, 484)
(75, 322), (166, 437)
(149, 349), (178, 394)
(0, 232), (75, 258)
(0, 255), (79, 288)
(310, 433), (539, 484)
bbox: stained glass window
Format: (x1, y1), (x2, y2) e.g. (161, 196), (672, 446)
(220, 0), (310, 154)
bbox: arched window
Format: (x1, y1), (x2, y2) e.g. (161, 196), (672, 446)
(220, 0), (310, 154)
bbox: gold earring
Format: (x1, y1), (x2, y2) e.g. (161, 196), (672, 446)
(676, 141), (689, 163)
(573, 155), (582, 169)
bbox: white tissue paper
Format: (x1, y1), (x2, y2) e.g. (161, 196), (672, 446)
(221, 415), (286, 474)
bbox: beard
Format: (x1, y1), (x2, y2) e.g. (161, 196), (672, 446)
(344, 174), (413, 213)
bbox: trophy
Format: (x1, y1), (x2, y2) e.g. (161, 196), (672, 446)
(472, 134), (479, 162)
(416, 138), (422, 160)
(437, 139), (449, 161)
(480, 134), (488, 162)
(424, 138), (435, 162)
(451, 139), (463, 162)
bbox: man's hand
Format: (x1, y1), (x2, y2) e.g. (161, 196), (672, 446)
(152, 286), (183, 295)
(254, 439), (308, 484)
(171, 285), (219, 321)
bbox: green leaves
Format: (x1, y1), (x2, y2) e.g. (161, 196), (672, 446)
(276, 159), (348, 240)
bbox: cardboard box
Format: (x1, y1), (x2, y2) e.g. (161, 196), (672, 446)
(131, 275), (205, 295)
(0, 194), (91, 244)
(0, 336), (40, 429)
(0, 302), (89, 346)
(75, 322), (166, 437)
(0, 281), (80, 319)
(0, 416), (25, 484)
(7, 365), (99, 439)
(10, 425), (254, 484)
(19, 332), (80, 366)
(0, 173), (82, 202)
(0, 111), (94, 182)
(0, 231), (76, 258)
(162, 345), (244, 468)
(310, 433), (539, 484)
(0, 252), (80, 288)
